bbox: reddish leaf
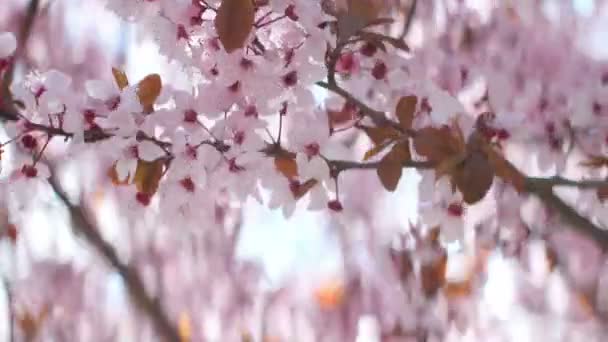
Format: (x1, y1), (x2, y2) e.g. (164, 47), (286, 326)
(377, 157), (402, 191)
(215, 0), (255, 53)
(275, 156), (298, 179)
(376, 141), (411, 191)
(396, 95), (417, 130)
(137, 74), (162, 113)
(413, 126), (464, 163)
(111, 67), (129, 90)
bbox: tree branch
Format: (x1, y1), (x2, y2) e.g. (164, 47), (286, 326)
(333, 157), (608, 246)
(46, 174), (180, 342)
(525, 181), (608, 247)
(399, 0), (417, 39)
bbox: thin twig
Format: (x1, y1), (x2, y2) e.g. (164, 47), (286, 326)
(316, 81), (395, 128)
(46, 174), (180, 342)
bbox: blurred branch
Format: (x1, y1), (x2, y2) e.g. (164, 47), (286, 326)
(1, 0), (40, 119)
(525, 179), (608, 247)
(399, 0), (417, 39)
(46, 174), (181, 342)
(3, 279), (14, 342)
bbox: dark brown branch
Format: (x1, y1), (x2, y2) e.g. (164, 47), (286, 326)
(46, 174), (180, 342)
(527, 176), (608, 189)
(332, 157), (608, 246)
(330, 159), (433, 173)
(399, 0), (417, 39)
(525, 180), (608, 247)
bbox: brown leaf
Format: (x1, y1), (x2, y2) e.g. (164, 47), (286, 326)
(215, 0), (255, 53)
(413, 126), (464, 163)
(385, 141), (411, 163)
(137, 74), (162, 113)
(376, 141), (411, 191)
(336, 0), (383, 41)
(434, 152), (467, 182)
(396, 95), (417, 130)
(133, 158), (165, 195)
(377, 156), (402, 191)
(361, 125), (401, 145)
(452, 151), (494, 204)
(112, 67), (129, 90)
(275, 156), (298, 180)
(420, 252), (447, 297)
(292, 178), (318, 200)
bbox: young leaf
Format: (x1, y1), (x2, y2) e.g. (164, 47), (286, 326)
(133, 158), (164, 195)
(215, 0), (255, 53)
(395, 95), (417, 130)
(137, 74), (162, 113)
(112, 67), (129, 90)
(275, 156), (298, 180)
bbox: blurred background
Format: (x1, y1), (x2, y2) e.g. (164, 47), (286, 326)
(0, 0), (608, 341)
